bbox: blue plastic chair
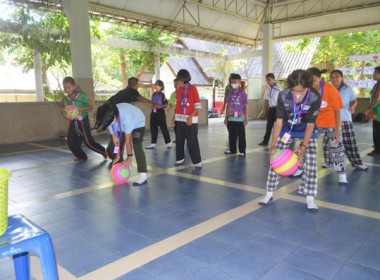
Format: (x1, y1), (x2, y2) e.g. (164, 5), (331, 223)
(0, 214), (58, 280)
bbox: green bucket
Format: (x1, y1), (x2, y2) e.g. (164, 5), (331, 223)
(0, 169), (11, 237)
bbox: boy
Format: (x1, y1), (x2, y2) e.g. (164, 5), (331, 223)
(258, 73), (282, 146)
(365, 66), (380, 156)
(172, 69), (202, 169)
(224, 73), (248, 156)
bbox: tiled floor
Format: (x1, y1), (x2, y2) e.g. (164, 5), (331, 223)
(1, 120), (380, 280)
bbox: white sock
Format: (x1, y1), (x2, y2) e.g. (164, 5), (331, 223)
(339, 173), (347, 183)
(259, 192), (273, 204)
(166, 142), (172, 148)
(306, 196), (318, 210)
(134, 173), (147, 184)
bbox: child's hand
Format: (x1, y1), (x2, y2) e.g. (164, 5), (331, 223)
(269, 146), (276, 161)
(244, 118), (248, 126)
(224, 119), (228, 126)
(124, 156), (132, 168)
(186, 116), (193, 126)
(333, 129), (340, 144)
(294, 147), (306, 164)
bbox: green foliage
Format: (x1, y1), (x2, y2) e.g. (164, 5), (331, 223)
(105, 25), (177, 72)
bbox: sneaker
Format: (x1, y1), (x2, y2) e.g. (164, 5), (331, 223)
(258, 142), (268, 146)
(355, 164), (369, 171)
(194, 162), (202, 170)
(289, 168), (303, 178)
(166, 142), (172, 149)
(224, 150), (233, 155)
(175, 159), (185, 166)
(145, 144), (156, 149)
(238, 153), (246, 157)
(321, 163), (332, 168)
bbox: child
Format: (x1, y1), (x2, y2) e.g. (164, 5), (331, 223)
(94, 103), (148, 186)
(172, 69), (202, 169)
(365, 66), (380, 156)
(224, 73), (248, 156)
(258, 73), (282, 146)
(309, 67), (347, 184)
(330, 70), (368, 170)
(106, 77), (154, 160)
(146, 80), (171, 149)
(61, 77), (106, 161)
(168, 79), (180, 143)
(258, 70), (321, 212)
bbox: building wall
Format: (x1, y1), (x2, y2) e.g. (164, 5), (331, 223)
(0, 99), (209, 145)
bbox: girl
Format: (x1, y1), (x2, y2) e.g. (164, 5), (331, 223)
(62, 77), (106, 161)
(94, 103), (148, 186)
(172, 69), (202, 169)
(258, 70), (321, 211)
(146, 80), (172, 149)
(330, 70), (368, 170)
(224, 73), (248, 156)
(308, 67), (347, 184)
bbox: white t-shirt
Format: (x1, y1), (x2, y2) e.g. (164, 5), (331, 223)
(263, 84), (282, 107)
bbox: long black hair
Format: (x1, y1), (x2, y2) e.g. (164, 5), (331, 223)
(287, 69), (313, 89)
(94, 103), (119, 132)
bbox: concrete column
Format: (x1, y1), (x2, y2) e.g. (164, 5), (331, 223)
(62, 0), (94, 101)
(33, 49), (44, 102)
(154, 53), (161, 80)
(262, 23), (273, 85)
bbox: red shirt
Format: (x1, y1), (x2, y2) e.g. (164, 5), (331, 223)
(175, 84), (201, 123)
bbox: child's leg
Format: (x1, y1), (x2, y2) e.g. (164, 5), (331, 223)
(158, 110), (171, 144)
(186, 123), (202, 164)
(228, 121), (238, 153)
(321, 128), (331, 166)
(299, 138), (318, 197)
(175, 122), (186, 161)
(342, 121), (363, 166)
(132, 127), (147, 173)
(80, 116), (106, 156)
(266, 138), (292, 192)
(150, 113), (159, 144)
(67, 120), (87, 159)
(237, 122), (246, 154)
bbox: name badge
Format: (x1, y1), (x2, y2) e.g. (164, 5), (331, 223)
(153, 108), (157, 113)
(281, 132), (291, 144)
(113, 146), (119, 154)
(303, 105), (310, 110)
(78, 115), (83, 121)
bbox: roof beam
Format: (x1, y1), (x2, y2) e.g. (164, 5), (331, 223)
(226, 49), (262, 61)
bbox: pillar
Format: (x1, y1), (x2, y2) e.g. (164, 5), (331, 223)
(154, 53), (161, 80)
(262, 23), (273, 86)
(33, 49), (44, 102)
(62, 0), (94, 101)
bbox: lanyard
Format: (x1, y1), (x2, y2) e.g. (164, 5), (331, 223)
(229, 88), (243, 112)
(290, 89), (310, 132)
(269, 83), (277, 99)
(111, 114), (123, 142)
(337, 84), (344, 92)
(319, 81), (325, 100)
(180, 83), (191, 114)
(67, 89), (80, 105)
(153, 92), (161, 104)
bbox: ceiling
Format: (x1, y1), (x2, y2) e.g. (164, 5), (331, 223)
(6, 0), (380, 48)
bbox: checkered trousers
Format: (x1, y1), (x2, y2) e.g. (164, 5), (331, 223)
(341, 121), (363, 166)
(266, 137), (318, 197)
(319, 127), (346, 172)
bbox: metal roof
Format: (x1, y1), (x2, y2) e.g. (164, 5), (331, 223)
(6, 0), (380, 48)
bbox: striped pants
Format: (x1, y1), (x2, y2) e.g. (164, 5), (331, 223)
(341, 121), (363, 167)
(266, 137), (318, 197)
(320, 127), (346, 173)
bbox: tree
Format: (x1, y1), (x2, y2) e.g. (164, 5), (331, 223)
(285, 30), (380, 96)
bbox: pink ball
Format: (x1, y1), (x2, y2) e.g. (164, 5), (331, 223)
(111, 163), (130, 183)
(271, 149), (299, 176)
(64, 105), (80, 120)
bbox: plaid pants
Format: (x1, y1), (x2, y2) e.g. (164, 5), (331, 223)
(266, 137), (318, 197)
(319, 127), (346, 173)
(341, 121), (363, 166)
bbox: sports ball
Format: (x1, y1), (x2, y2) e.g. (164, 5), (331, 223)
(270, 149), (299, 176)
(64, 105), (80, 120)
(111, 163), (130, 183)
